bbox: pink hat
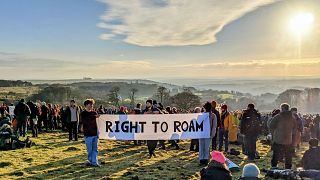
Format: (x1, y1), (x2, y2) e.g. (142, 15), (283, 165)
(211, 151), (226, 164)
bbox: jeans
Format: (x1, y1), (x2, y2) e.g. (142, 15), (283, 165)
(199, 138), (211, 160)
(244, 134), (257, 160)
(68, 121), (78, 141)
(85, 136), (99, 165)
(30, 117), (38, 137)
(17, 117), (27, 137)
(218, 128), (229, 152)
(271, 143), (293, 169)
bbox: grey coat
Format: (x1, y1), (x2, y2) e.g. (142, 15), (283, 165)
(268, 111), (296, 145)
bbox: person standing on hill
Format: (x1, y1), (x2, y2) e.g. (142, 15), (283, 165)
(291, 108), (303, 150)
(81, 99), (100, 167)
(14, 99), (31, 137)
(268, 103), (296, 169)
(199, 102), (217, 165)
(229, 111), (240, 144)
(314, 114), (320, 140)
(240, 104), (261, 161)
(142, 99), (159, 158)
(211, 101), (220, 151)
(66, 100), (81, 141)
(219, 105), (232, 152)
(39, 102), (49, 132)
(27, 101), (40, 137)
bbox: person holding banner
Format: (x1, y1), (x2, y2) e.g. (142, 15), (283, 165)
(190, 107), (201, 151)
(81, 99), (101, 167)
(199, 102), (217, 165)
(142, 99), (159, 158)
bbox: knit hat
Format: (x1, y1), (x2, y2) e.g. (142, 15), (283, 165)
(211, 151), (226, 164)
(242, 163), (260, 178)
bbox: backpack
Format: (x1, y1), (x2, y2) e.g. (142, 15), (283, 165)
(242, 110), (261, 135)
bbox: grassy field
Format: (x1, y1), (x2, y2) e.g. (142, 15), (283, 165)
(0, 132), (308, 180)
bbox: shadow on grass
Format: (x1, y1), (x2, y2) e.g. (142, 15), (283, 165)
(0, 144), (147, 179)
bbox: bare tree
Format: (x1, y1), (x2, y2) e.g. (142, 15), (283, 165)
(129, 88), (138, 109)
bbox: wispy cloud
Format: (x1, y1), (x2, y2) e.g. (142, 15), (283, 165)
(162, 58), (320, 78)
(97, 0), (280, 46)
(0, 52), (155, 79)
(1, 51), (319, 79)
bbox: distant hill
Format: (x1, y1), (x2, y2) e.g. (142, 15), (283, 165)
(161, 78), (320, 95)
(28, 79), (180, 90)
(0, 80), (32, 87)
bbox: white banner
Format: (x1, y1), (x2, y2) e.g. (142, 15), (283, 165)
(97, 113), (210, 140)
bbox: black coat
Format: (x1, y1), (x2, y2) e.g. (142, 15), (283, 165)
(240, 109), (261, 136)
(302, 147), (320, 170)
(201, 161), (232, 180)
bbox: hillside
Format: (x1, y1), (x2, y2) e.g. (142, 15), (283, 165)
(0, 132), (309, 179)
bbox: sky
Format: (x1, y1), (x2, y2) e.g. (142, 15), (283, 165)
(0, 0), (319, 80)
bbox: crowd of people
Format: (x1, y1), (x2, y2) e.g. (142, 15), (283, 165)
(1, 98), (320, 179)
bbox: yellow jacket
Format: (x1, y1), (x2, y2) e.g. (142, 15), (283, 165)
(229, 115), (240, 142)
(220, 112), (233, 131)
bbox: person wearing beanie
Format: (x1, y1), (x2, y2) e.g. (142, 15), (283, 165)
(200, 151), (232, 180)
(219, 104), (233, 152)
(302, 138), (320, 170)
(240, 163), (261, 180)
(211, 101), (220, 151)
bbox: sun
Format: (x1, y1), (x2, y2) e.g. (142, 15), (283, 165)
(289, 12), (314, 37)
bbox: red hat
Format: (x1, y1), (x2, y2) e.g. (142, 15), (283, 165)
(221, 104), (228, 110)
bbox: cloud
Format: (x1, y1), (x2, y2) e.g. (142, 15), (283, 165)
(97, 0), (280, 46)
(99, 33), (115, 40)
(1, 51), (319, 79)
(162, 58), (320, 78)
(0, 52), (156, 79)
